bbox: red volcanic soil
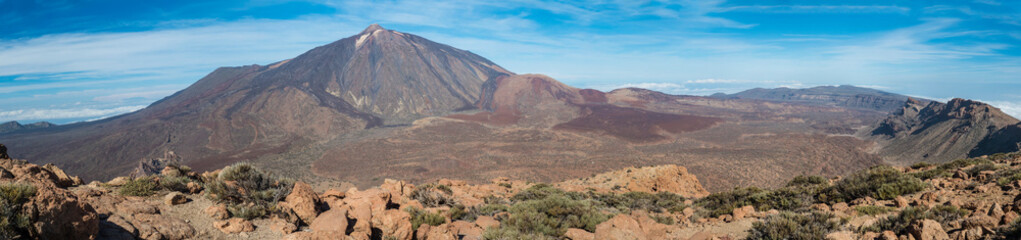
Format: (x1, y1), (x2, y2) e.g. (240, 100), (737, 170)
(446, 110), (521, 126)
(578, 89), (608, 103)
(553, 105), (721, 142)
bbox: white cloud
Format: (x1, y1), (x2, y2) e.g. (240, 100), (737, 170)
(0, 105), (146, 122)
(983, 100), (1021, 120)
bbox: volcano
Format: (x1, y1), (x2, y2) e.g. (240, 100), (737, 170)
(0, 24), (511, 180)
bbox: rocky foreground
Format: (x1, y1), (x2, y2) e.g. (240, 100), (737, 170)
(3, 150), (1021, 239)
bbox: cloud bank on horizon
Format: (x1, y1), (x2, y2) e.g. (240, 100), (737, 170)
(1, 0), (1019, 123)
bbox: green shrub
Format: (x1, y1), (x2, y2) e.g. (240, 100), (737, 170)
(864, 206), (968, 235)
(854, 205), (894, 216)
(749, 211), (843, 240)
(204, 163), (292, 220)
(159, 175), (192, 193)
(910, 162), (933, 169)
(997, 218), (1021, 239)
(410, 184), (458, 207)
(405, 207), (445, 230)
(503, 195), (609, 237)
(451, 204), (510, 221)
(786, 175), (829, 187)
(939, 158), (992, 171)
(510, 184), (565, 202)
(910, 169), (950, 180)
(498, 183), (513, 188)
(589, 191), (687, 214)
(227, 203), (268, 220)
(697, 182), (822, 218)
(0, 183), (36, 239)
(482, 226), (555, 240)
(651, 214), (675, 225)
(995, 168), (1021, 187)
(966, 163), (999, 177)
(119, 176), (160, 196)
(819, 166), (927, 203)
(696, 187), (767, 217)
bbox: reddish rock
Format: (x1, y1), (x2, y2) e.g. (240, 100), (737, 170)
(909, 219), (950, 240)
(132, 213), (196, 240)
(204, 204), (230, 220)
(565, 228), (595, 240)
(310, 208), (349, 234)
(214, 218), (255, 234)
(371, 209), (414, 240)
(475, 216), (500, 229)
(280, 181), (321, 225)
(732, 205), (755, 219)
(594, 214), (647, 240)
(164, 192), (187, 205)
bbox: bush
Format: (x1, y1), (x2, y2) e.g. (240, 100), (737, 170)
(227, 203), (268, 220)
(819, 166), (926, 203)
(651, 214), (675, 225)
(204, 163), (292, 220)
(159, 175), (192, 193)
(119, 176), (160, 196)
(405, 207), (445, 230)
(696, 182), (823, 218)
(995, 168), (1021, 187)
(0, 183), (36, 239)
(748, 211), (843, 240)
(997, 218), (1021, 239)
(939, 158), (992, 171)
(410, 184), (458, 207)
(696, 187), (767, 217)
(451, 204), (510, 221)
(910, 162), (933, 169)
(510, 184), (565, 202)
(482, 226), (555, 240)
(786, 175), (829, 187)
(503, 195), (609, 237)
(589, 191), (687, 214)
(966, 163), (999, 177)
(910, 169), (950, 180)
(854, 205), (894, 216)
(864, 206), (968, 235)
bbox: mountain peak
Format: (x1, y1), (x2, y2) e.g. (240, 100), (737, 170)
(360, 23), (386, 35)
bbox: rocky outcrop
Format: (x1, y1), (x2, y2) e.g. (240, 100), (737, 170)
(0, 158), (99, 240)
(279, 181), (321, 225)
(556, 164), (710, 198)
(214, 218), (255, 234)
(865, 98), (1021, 164)
(0, 143), (8, 159)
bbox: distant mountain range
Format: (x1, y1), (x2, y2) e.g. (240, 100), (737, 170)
(1, 24), (1018, 192)
(711, 85), (931, 112)
(0, 121), (55, 134)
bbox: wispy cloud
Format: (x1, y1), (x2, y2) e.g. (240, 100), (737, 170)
(721, 5), (911, 14)
(0, 105), (146, 122)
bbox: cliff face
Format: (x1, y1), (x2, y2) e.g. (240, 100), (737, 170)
(865, 98), (1021, 164)
(713, 85), (929, 113)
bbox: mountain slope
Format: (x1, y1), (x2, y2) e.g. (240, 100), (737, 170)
(0, 24), (511, 181)
(865, 98), (1021, 163)
(0, 121), (55, 134)
(712, 85), (929, 112)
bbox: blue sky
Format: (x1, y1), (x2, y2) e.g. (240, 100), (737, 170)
(1, 0), (1020, 123)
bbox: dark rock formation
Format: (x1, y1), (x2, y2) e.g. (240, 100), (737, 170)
(712, 85), (929, 112)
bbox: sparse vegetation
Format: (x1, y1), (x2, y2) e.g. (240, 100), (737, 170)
(697, 175), (828, 217)
(966, 163), (999, 176)
(410, 184), (458, 207)
(119, 176), (160, 196)
(910, 162), (933, 169)
(405, 206), (445, 230)
(863, 205), (969, 235)
(0, 183), (36, 239)
(502, 195), (609, 236)
(819, 165), (926, 203)
(588, 191), (687, 214)
(204, 162), (293, 219)
(748, 211), (843, 240)
(853, 205), (894, 216)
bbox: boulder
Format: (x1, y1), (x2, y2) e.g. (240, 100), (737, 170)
(164, 192), (187, 205)
(908, 219), (950, 240)
(832, 202), (850, 212)
(271, 218), (298, 234)
(423, 223), (457, 240)
(185, 182), (203, 194)
(0, 143), (7, 159)
(0, 159), (100, 240)
(204, 204), (230, 220)
(41, 163), (83, 187)
(475, 216), (500, 229)
(280, 181), (321, 225)
(160, 166), (182, 177)
(107, 176), (131, 186)
(895, 196), (910, 208)
(565, 228), (595, 240)
(732, 205), (755, 219)
(214, 218), (255, 234)
(371, 209), (414, 240)
(594, 214), (647, 240)
(310, 208), (349, 234)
